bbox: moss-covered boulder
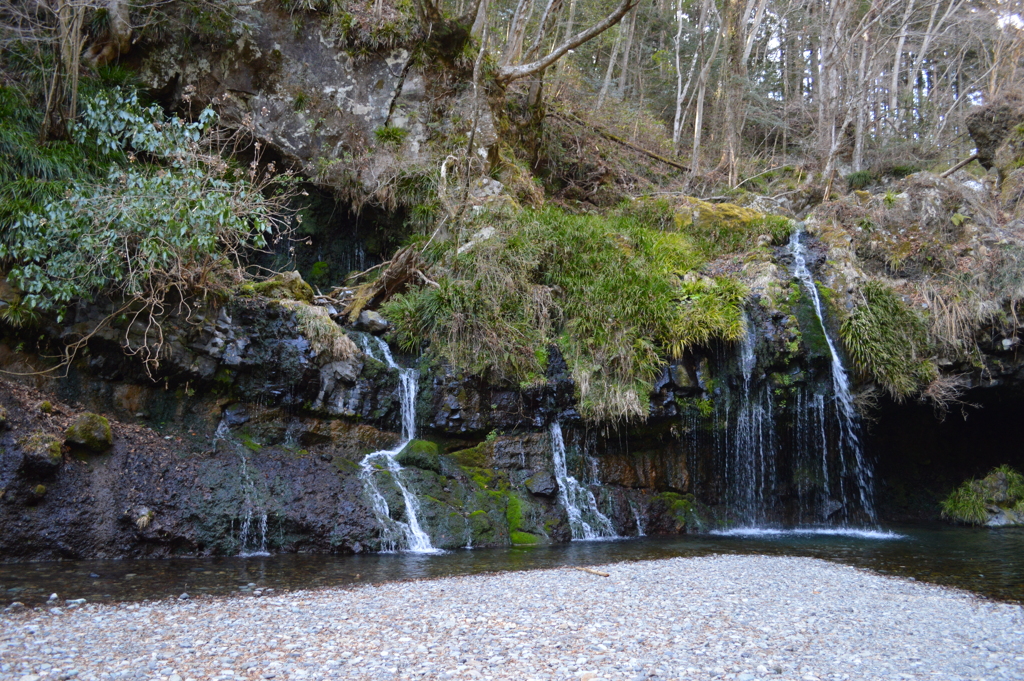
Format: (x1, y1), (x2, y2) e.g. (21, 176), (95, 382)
(396, 440), (442, 474)
(941, 465), (1024, 526)
(19, 432), (63, 476)
(246, 271), (315, 304)
(64, 413), (113, 452)
(674, 197), (763, 231)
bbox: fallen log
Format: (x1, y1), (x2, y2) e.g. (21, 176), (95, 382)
(547, 111), (691, 173)
(941, 154), (980, 178)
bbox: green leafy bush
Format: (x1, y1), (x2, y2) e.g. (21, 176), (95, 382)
(840, 281), (936, 400)
(1, 88), (291, 324)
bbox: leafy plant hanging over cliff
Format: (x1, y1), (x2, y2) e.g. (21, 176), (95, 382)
(0, 87), (293, 370)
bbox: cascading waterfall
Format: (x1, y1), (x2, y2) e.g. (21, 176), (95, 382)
(214, 419), (270, 556)
(550, 422), (618, 540)
(358, 336), (438, 553)
(714, 226), (878, 529)
(728, 319), (776, 525)
(789, 226), (876, 524)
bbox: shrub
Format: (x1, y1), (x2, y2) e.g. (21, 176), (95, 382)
(846, 170), (873, 191)
(375, 126), (409, 147)
(0, 88), (293, 370)
(941, 465), (1024, 525)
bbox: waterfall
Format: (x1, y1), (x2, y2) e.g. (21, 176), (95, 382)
(358, 336), (438, 553)
(214, 419), (270, 556)
(550, 422), (618, 540)
(789, 226), (876, 523)
(729, 319), (776, 525)
(630, 501), (646, 537)
(715, 227), (878, 529)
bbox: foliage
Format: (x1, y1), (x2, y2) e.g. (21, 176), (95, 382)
(0, 86), (104, 236)
(0, 87), (292, 370)
(840, 281), (936, 400)
(382, 207), (747, 421)
(846, 170), (873, 191)
(375, 126), (409, 147)
(941, 465), (1024, 525)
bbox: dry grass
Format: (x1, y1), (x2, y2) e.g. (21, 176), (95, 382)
(279, 300), (359, 362)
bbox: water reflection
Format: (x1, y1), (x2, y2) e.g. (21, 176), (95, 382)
(2, 523), (1023, 605)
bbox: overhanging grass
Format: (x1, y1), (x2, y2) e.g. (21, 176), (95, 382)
(382, 206), (750, 421)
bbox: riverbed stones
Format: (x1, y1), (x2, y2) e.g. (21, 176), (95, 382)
(64, 413), (112, 452)
(2, 555), (1021, 681)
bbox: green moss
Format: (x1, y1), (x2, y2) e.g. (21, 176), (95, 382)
(249, 271), (315, 303)
(20, 432), (62, 463)
(654, 492), (704, 531)
(505, 493), (524, 532)
(450, 443), (488, 468)
(382, 205), (751, 422)
(464, 466), (496, 489)
(510, 531), (539, 545)
(840, 281), (936, 400)
(396, 439), (442, 474)
(32, 484), (46, 497)
(239, 433), (263, 453)
(64, 413), (113, 452)
(38, 401), (53, 414)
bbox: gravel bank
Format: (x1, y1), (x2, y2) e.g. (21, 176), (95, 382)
(2, 555), (1022, 681)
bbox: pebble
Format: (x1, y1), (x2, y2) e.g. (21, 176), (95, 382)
(1, 555), (1023, 681)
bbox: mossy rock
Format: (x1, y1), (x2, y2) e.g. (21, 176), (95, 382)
(510, 531), (540, 545)
(248, 271), (315, 304)
(19, 432), (63, 476)
(449, 442), (489, 468)
(674, 198), (763, 232)
(396, 440), (442, 474)
(653, 491), (705, 532)
(995, 123), (1024, 175)
(65, 413), (113, 452)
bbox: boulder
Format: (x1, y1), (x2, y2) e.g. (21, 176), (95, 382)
(355, 310), (390, 335)
(64, 413), (113, 452)
(396, 440), (442, 474)
(966, 96), (1024, 169)
(20, 433), (63, 476)
(249, 271), (315, 303)
(525, 470), (558, 497)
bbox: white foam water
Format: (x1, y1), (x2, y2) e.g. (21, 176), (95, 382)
(711, 527), (905, 540)
(550, 422), (618, 540)
(358, 336), (439, 554)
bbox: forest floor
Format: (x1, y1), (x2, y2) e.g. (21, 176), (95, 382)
(2, 554), (1023, 681)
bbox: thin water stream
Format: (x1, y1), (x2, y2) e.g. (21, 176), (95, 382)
(3, 525), (1023, 605)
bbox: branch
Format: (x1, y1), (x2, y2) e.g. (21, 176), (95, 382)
(495, 0), (638, 85)
(548, 111), (691, 172)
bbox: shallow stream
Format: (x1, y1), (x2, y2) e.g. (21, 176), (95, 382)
(3, 524), (1023, 606)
